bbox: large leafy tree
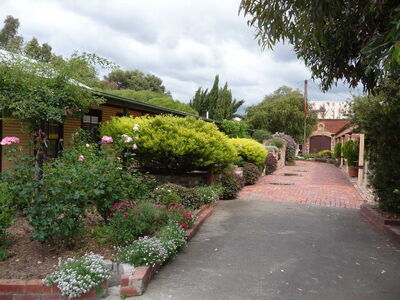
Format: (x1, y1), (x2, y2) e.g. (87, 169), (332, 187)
(245, 86), (316, 142)
(0, 15), (23, 51)
(104, 69), (166, 94)
(190, 75), (244, 120)
(240, 0), (400, 92)
(24, 37), (53, 63)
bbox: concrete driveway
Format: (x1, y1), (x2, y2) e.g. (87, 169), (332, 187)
(137, 200), (400, 300)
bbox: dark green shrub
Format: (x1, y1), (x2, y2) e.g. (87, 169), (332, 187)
(265, 153), (278, 174)
(219, 173), (243, 200)
(243, 163), (262, 185)
(153, 184), (203, 209)
(267, 139), (284, 148)
(218, 120), (250, 138)
(333, 142), (342, 159)
(252, 129), (272, 143)
(0, 183), (14, 260)
(342, 140), (359, 167)
(109, 200), (162, 246)
(350, 78), (400, 213)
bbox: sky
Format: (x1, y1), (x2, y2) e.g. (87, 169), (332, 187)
(0, 0), (363, 112)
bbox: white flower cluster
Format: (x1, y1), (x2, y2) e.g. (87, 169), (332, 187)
(116, 236), (169, 267)
(158, 223), (187, 256)
(43, 253), (110, 299)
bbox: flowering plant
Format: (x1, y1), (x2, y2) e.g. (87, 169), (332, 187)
(101, 136), (113, 144)
(166, 202), (195, 229)
(0, 136), (20, 146)
(110, 200), (141, 218)
(44, 253), (110, 299)
(116, 236), (168, 267)
(157, 222), (187, 256)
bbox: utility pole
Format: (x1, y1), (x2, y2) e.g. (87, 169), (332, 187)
(303, 79), (308, 154)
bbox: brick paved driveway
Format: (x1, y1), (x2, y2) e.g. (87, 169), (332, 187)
(238, 160), (366, 208)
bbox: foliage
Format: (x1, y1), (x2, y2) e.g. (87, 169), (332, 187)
(116, 236), (169, 267)
(252, 129), (271, 143)
(0, 183), (14, 260)
(246, 86), (317, 142)
(44, 253), (110, 299)
(109, 201), (162, 246)
(243, 163), (262, 185)
(154, 184), (202, 209)
(0, 15), (23, 51)
(190, 75), (244, 120)
(24, 37), (53, 62)
(195, 185), (223, 204)
(164, 202), (195, 230)
(218, 120), (250, 138)
(157, 222), (187, 256)
(342, 140), (359, 168)
(273, 133), (296, 162)
(334, 143), (342, 159)
(230, 138), (268, 166)
(103, 69), (166, 94)
(240, 1), (400, 92)
(219, 172), (244, 200)
(318, 150), (332, 158)
(267, 139), (284, 149)
(100, 115), (237, 172)
(151, 186), (182, 207)
(105, 89), (198, 115)
(350, 77), (400, 212)
(265, 153), (278, 175)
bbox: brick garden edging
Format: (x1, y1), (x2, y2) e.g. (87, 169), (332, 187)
(0, 280), (107, 300)
(360, 203), (400, 245)
(120, 203), (216, 297)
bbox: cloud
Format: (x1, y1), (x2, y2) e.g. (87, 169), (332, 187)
(0, 0), (362, 109)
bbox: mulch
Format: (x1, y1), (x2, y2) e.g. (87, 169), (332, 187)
(0, 216), (116, 280)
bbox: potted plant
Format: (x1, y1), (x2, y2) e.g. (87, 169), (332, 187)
(342, 140), (359, 177)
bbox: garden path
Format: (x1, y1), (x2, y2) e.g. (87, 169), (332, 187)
(114, 162), (400, 300)
(238, 160), (366, 208)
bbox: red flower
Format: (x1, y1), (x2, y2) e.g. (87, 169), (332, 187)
(183, 211), (192, 219)
(180, 222), (187, 229)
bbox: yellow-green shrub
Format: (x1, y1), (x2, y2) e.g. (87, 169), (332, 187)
(230, 138), (268, 166)
(100, 115), (237, 171)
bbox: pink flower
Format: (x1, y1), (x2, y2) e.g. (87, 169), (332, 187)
(101, 136), (113, 144)
(78, 155), (85, 162)
(132, 144), (138, 150)
(121, 134), (133, 143)
(0, 136), (20, 146)
(133, 124), (140, 131)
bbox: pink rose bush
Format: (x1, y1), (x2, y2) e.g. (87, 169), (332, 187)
(0, 136), (20, 146)
(101, 136), (113, 144)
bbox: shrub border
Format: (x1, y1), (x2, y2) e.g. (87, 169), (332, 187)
(360, 203), (400, 245)
(120, 203), (216, 297)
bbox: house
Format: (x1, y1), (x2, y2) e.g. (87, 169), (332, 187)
(303, 119), (349, 154)
(0, 90), (205, 172)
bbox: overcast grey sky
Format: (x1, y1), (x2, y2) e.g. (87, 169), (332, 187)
(0, 0), (363, 109)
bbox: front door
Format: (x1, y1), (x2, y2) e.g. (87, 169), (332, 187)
(310, 135), (331, 153)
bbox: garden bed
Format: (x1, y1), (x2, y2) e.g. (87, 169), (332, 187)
(0, 216), (116, 280)
(360, 203), (400, 245)
(119, 203), (216, 297)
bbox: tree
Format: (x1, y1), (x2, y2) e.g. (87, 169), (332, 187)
(24, 37), (53, 62)
(104, 69), (166, 93)
(0, 15), (23, 51)
(245, 86), (316, 142)
(240, 1), (400, 92)
(189, 75), (244, 120)
(349, 76), (400, 213)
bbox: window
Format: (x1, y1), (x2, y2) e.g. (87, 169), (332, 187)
(41, 122), (63, 158)
(318, 123), (324, 131)
(81, 109), (102, 142)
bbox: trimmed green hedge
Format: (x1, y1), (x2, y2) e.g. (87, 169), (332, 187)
(100, 115), (237, 172)
(230, 138), (268, 166)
